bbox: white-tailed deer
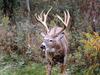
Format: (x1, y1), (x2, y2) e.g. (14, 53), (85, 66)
(35, 7), (70, 75)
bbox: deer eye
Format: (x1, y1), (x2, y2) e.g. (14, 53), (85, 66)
(49, 40), (53, 42)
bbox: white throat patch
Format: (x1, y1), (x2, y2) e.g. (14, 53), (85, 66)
(46, 48), (55, 52)
(43, 48), (55, 52)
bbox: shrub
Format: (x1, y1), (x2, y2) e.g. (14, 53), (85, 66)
(68, 32), (100, 75)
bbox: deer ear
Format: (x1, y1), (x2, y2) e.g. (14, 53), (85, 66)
(41, 32), (46, 37)
(58, 33), (64, 40)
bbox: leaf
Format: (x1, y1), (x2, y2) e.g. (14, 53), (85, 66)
(2, 16), (10, 28)
(84, 33), (93, 39)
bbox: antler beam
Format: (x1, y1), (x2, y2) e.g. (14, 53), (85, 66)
(54, 10), (70, 37)
(35, 7), (52, 32)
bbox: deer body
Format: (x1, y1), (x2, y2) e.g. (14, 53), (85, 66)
(35, 7), (70, 75)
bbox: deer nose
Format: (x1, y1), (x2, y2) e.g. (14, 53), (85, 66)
(40, 45), (46, 49)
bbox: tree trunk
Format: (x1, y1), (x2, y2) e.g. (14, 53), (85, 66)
(3, 0), (13, 19)
(26, 0), (33, 48)
(26, 0), (30, 17)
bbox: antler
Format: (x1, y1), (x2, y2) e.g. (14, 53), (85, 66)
(54, 10), (70, 37)
(35, 7), (52, 32)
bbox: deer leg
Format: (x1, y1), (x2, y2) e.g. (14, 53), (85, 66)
(45, 64), (52, 75)
(60, 55), (67, 75)
(60, 64), (66, 75)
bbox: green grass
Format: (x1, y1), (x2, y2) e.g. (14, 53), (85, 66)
(0, 63), (59, 75)
(0, 52), (59, 75)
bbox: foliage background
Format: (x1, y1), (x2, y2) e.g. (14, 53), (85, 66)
(0, 0), (100, 75)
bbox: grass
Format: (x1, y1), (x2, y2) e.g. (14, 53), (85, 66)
(0, 52), (59, 75)
(0, 53), (99, 75)
(0, 63), (59, 75)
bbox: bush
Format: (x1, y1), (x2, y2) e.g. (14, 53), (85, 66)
(68, 32), (100, 75)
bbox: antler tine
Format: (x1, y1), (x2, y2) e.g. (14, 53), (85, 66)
(64, 11), (67, 23)
(46, 7), (53, 15)
(40, 10), (44, 18)
(65, 10), (70, 27)
(56, 14), (63, 23)
(43, 7), (53, 23)
(35, 7), (52, 32)
(54, 10), (70, 37)
(56, 10), (70, 27)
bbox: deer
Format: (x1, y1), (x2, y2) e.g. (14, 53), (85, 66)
(35, 7), (70, 75)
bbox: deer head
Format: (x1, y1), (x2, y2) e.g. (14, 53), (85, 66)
(35, 7), (70, 52)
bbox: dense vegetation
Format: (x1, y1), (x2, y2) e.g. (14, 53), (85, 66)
(0, 0), (100, 75)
